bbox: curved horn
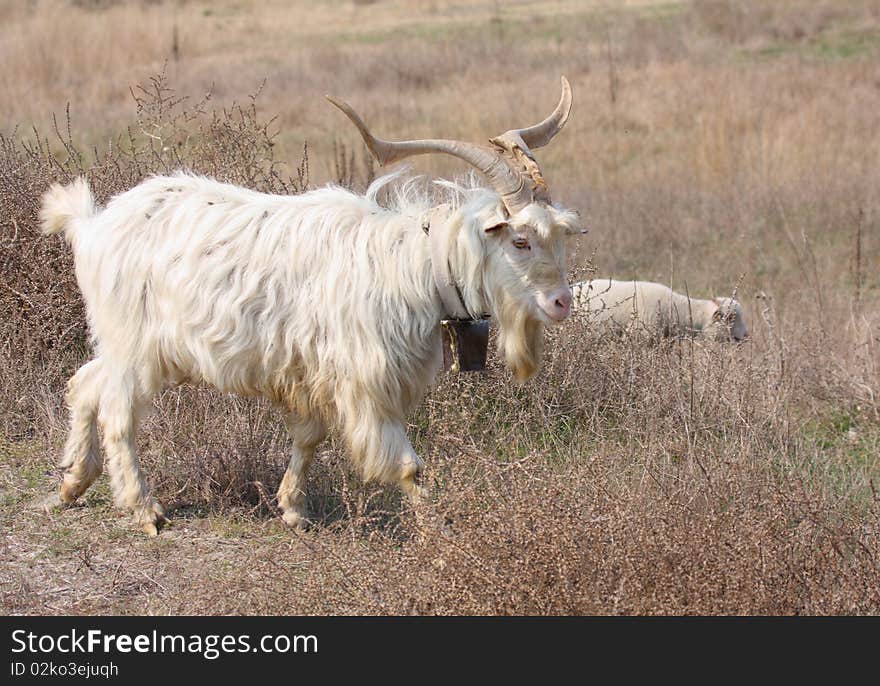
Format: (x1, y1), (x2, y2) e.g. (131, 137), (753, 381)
(326, 95), (534, 212)
(490, 76), (572, 156)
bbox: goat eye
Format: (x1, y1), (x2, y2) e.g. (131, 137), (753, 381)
(512, 238), (530, 250)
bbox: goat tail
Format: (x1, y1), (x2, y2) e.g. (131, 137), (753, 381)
(40, 177), (96, 242)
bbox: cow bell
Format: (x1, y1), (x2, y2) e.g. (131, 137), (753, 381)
(441, 318), (489, 373)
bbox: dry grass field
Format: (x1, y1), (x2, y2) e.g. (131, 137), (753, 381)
(1, 0), (879, 614)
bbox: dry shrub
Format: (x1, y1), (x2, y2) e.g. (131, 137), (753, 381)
(0, 68), (304, 437)
(241, 316), (880, 615)
(289, 460), (878, 615)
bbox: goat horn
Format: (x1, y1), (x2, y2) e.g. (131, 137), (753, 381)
(326, 94), (533, 213)
(489, 76), (572, 157)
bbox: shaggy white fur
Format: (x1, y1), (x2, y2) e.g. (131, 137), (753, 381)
(571, 279), (748, 342)
(41, 171), (581, 534)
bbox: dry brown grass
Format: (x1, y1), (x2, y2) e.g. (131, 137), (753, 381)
(1, 0), (879, 615)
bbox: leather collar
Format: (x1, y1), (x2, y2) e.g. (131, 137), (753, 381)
(422, 206), (473, 320)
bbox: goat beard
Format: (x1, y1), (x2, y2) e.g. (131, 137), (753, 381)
(496, 301), (544, 383)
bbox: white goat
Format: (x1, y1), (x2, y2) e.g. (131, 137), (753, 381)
(40, 78), (582, 534)
(571, 279), (747, 341)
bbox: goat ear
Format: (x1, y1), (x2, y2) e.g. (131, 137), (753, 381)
(559, 208), (587, 235)
(483, 208), (510, 234)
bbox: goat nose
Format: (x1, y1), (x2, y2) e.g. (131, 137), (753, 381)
(554, 289), (572, 318)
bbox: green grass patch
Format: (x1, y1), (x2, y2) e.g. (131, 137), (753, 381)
(741, 26), (880, 63)
(798, 407), (880, 509)
(37, 526), (84, 559)
(813, 29), (880, 60)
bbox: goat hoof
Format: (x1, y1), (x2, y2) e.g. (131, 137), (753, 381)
(135, 501), (166, 536)
(59, 478), (83, 504)
(403, 481), (428, 507)
(141, 521), (160, 537)
(281, 509), (310, 530)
